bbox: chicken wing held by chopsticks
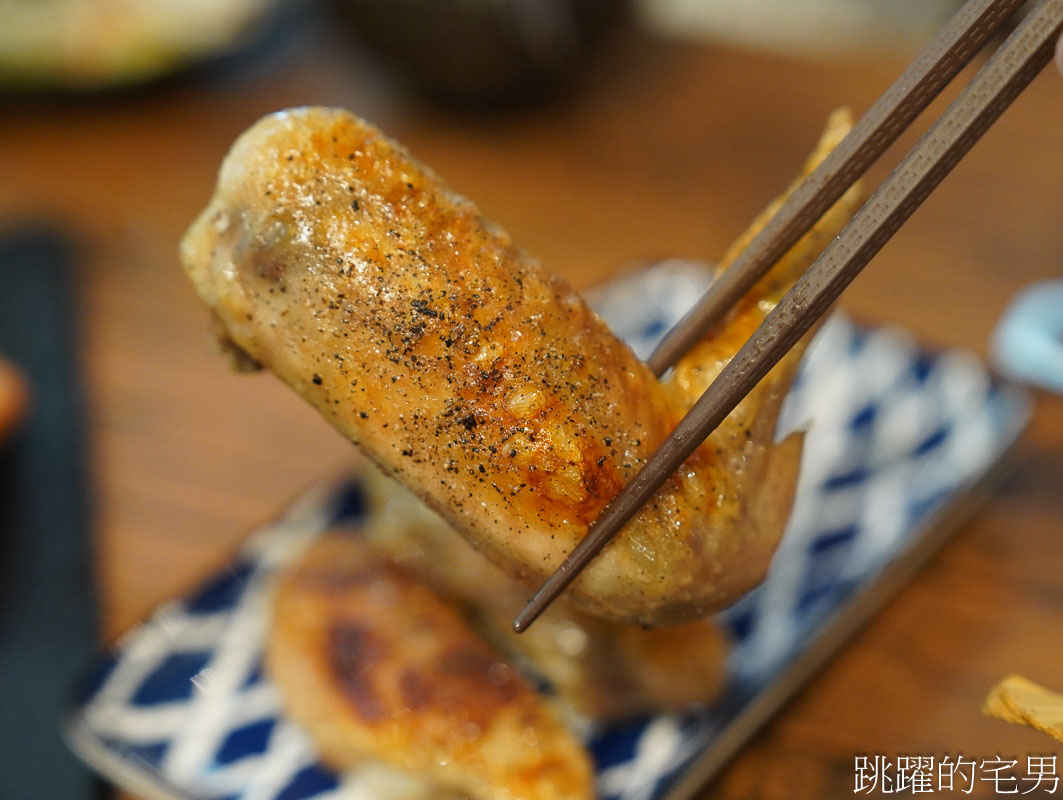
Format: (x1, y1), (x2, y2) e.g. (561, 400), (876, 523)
(181, 107), (860, 625)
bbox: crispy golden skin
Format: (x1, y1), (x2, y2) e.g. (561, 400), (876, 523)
(267, 533), (593, 800)
(182, 107), (859, 624)
(364, 464), (729, 720)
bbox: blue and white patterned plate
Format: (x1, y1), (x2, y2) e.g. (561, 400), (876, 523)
(66, 261), (1030, 800)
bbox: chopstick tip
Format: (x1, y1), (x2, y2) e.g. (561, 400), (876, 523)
(512, 584), (558, 632)
(511, 603), (538, 634)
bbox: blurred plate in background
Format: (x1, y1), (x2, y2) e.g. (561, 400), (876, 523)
(0, 0), (281, 92)
(66, 261), (1030, 800)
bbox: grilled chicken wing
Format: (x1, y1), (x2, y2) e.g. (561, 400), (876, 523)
(363, 464), (729, 720)
(182, 107), (859, 624)
(268, 533), (593, 800)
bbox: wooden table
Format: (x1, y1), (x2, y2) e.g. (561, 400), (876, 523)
(2, 17), (1061, 799)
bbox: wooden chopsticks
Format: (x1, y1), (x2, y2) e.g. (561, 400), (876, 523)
(514, 0), (1063, 633)
(645, 0), (1029, 377)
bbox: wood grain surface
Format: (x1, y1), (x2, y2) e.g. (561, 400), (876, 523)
(1, 15), (1060, 798)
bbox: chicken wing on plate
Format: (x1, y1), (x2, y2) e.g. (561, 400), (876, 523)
(268, 533), (593, 800)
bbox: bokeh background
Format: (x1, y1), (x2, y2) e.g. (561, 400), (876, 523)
(1, 1), (1060, 798)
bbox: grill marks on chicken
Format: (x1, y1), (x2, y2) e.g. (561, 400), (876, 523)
(268, 534), (593, 800)
(182, 106), (860, 624)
